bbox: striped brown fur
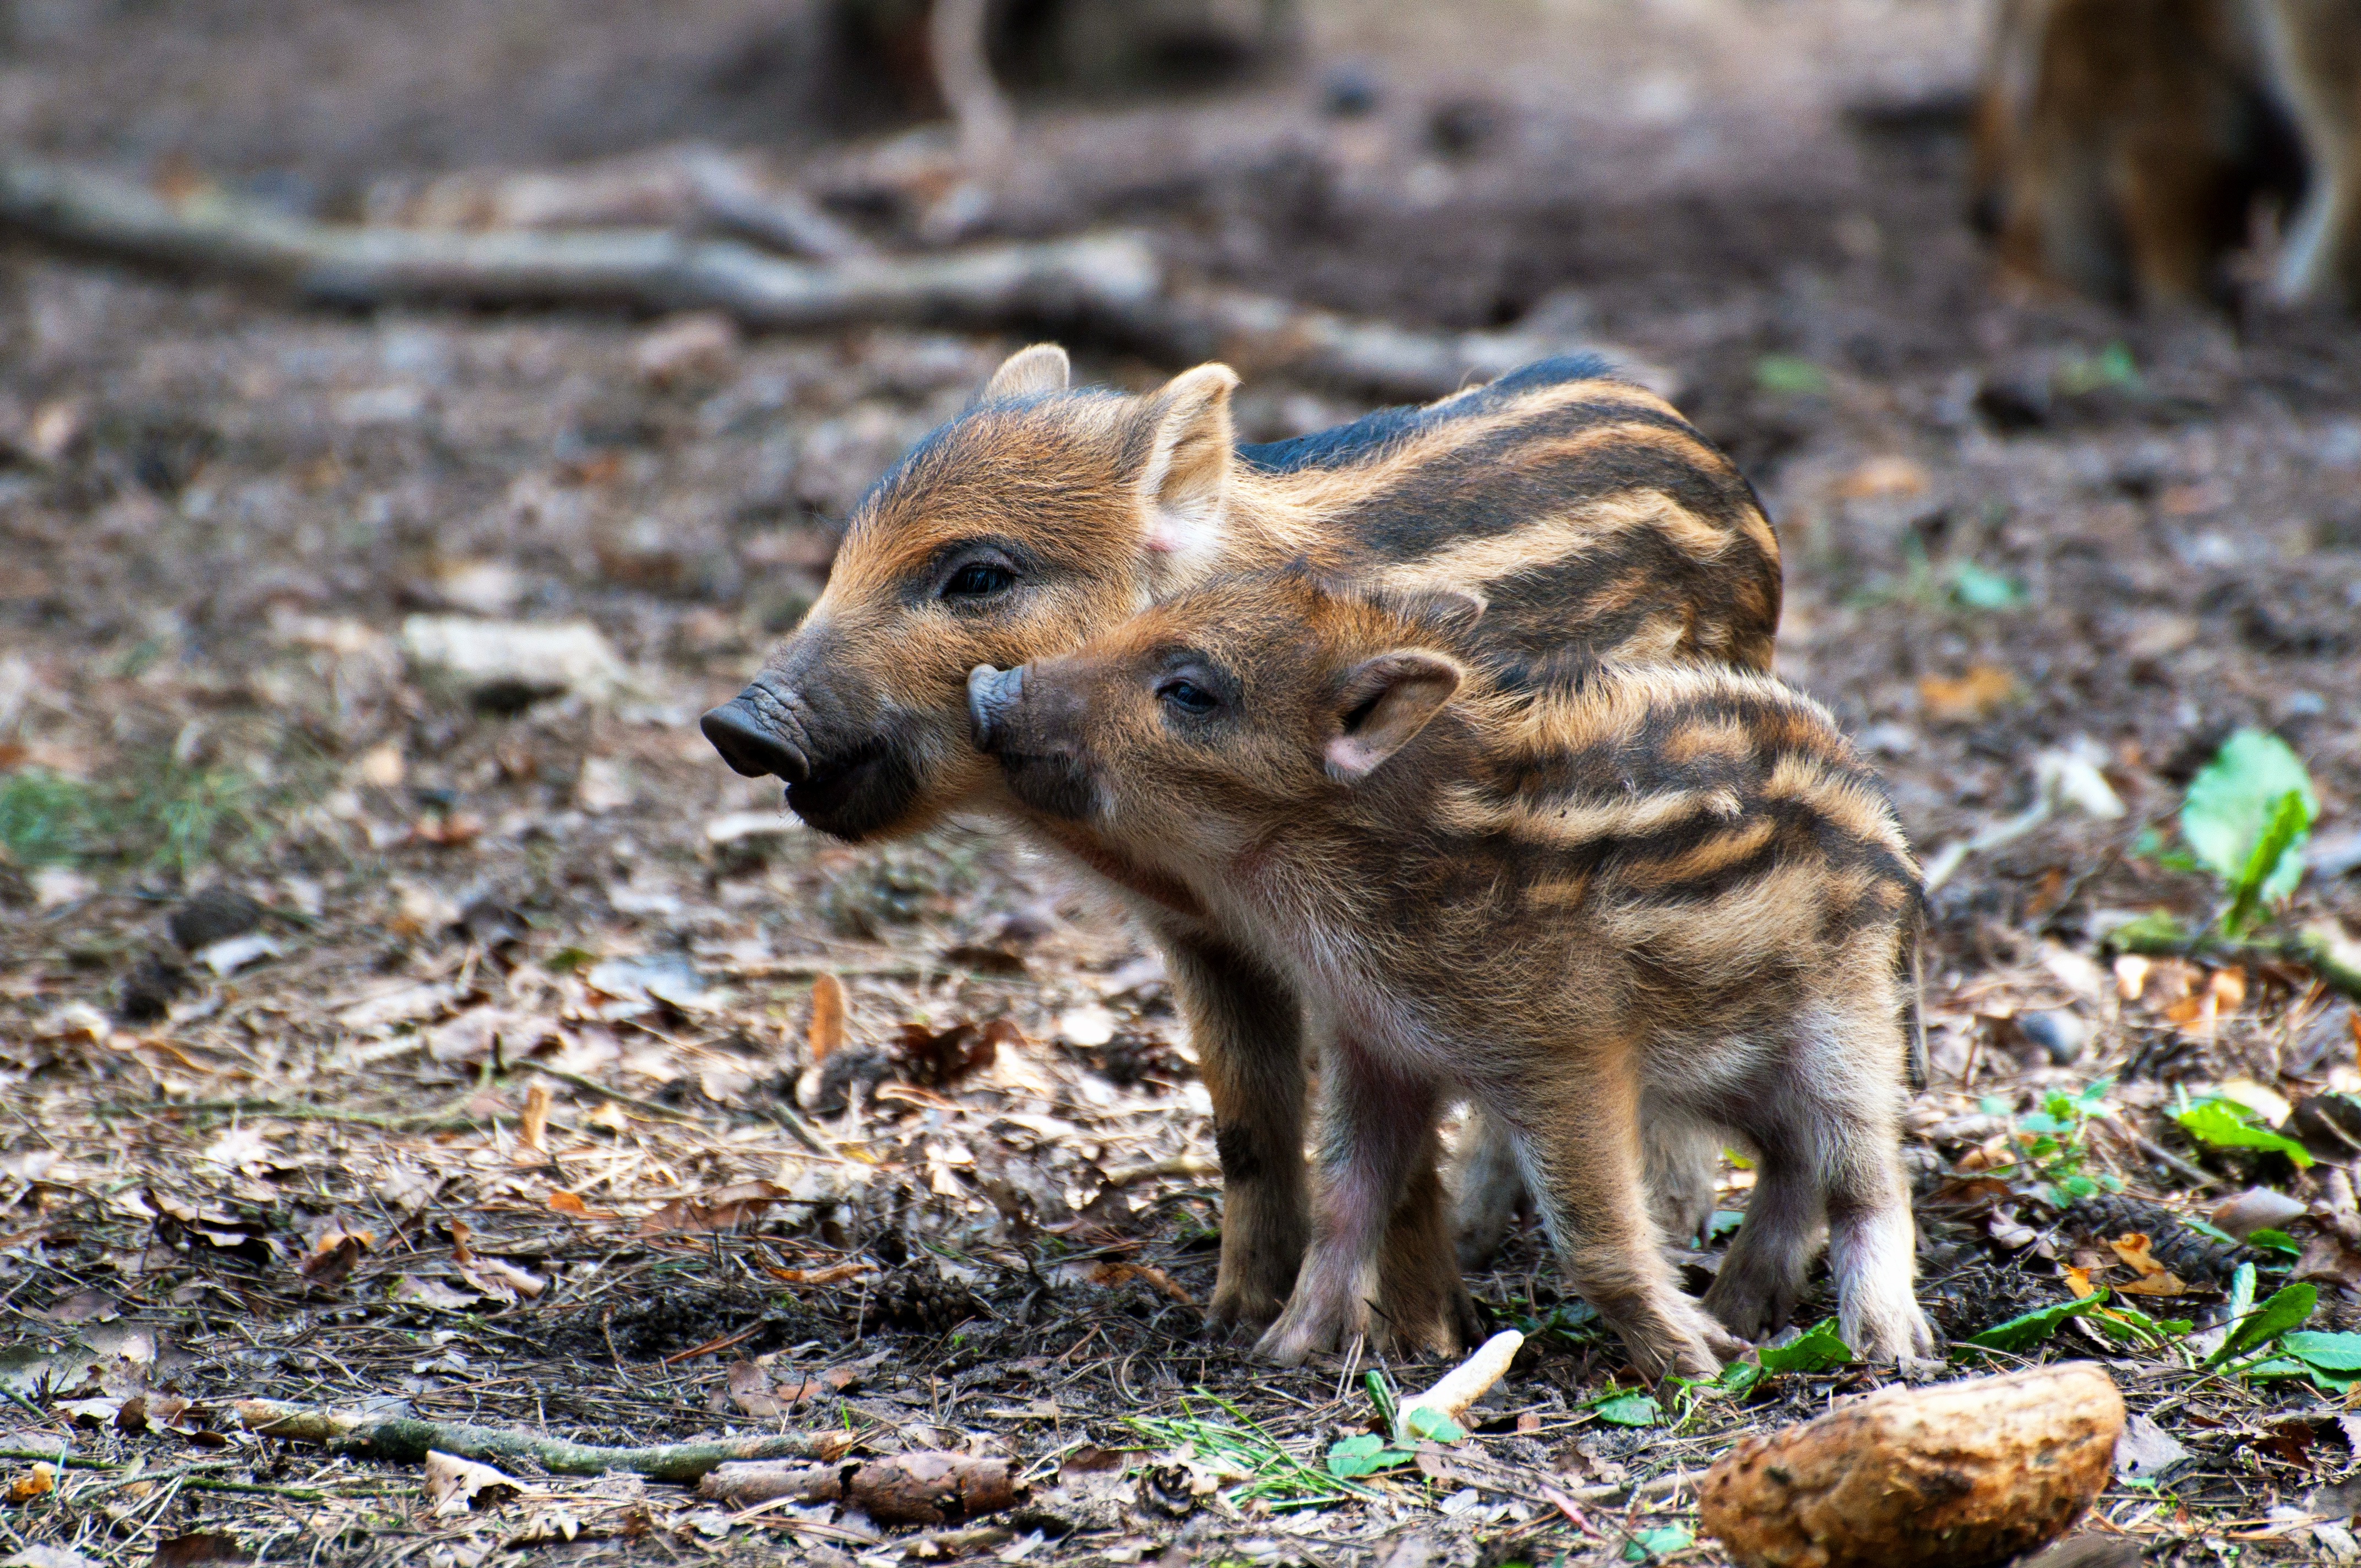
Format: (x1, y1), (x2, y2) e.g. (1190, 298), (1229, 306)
(701, 345), (1778, 1357)
(969, 573), (1933, 1378)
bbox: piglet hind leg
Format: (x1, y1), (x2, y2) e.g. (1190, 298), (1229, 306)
(1699, 1141), (1824, 1343)
(1711, 1005), (1933, 1360)
(1825, 1135), (1934, 1359)
(1373, 1134), (1484, 1359)
(1503, 1068), (1743, 1382)
(1256, 1039), (1444, 1365)
(1808, 994), (1933, 1359)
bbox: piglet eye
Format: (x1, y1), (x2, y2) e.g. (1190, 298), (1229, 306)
(943, 563), (1015, 599)
(1159, 679), (1217, 716)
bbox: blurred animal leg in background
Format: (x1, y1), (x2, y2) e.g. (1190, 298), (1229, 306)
(2257, 0), (2361, 307)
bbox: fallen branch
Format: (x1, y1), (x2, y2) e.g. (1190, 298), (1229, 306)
(700, 1452), (1024, 1526)
(235, 1399), (857, 1483)
(0, 160), (1156, 330)
(0, 159), (1666, 401)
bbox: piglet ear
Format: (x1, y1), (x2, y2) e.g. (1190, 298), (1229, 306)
(1324, 651), (1464, 784)
(982, 343), (1071, 400)
(1136, 363), (1239, 572)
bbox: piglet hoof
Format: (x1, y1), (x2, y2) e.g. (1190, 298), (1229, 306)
(1844, 1298), (1938, 1362)
(1619, 1299), (1746, 1384)
(1254, 1284), (1372, 1366)
(1204, 1288), (1284, 1346)
(1700, 1267), (1800, 1344)
(1373, 1255), (1482, 1362)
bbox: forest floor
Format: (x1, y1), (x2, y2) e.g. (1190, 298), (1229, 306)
(3, 2), (2361, 1564)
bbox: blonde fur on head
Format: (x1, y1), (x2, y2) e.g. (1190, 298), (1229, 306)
(1137, 363), (1241, 580)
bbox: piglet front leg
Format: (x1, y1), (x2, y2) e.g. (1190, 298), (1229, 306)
(1257, 1037), (1444, 1365)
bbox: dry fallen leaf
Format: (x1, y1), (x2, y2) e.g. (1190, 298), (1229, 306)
(519, 1081), (552, 1153)
(640, 1180), (791, 1235)
(1835, 454), (1930, 500)
(6, 1463), (56, 1503)
(425, 1450), (529, 1516)
(1918, 665), (2017, 723)
(810, 972), (847, 1063)
(760, 1260), (874, 1287)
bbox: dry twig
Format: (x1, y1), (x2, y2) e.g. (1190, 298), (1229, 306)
(0, 160), (1662, 401)
(235, 1399), (859, 1483)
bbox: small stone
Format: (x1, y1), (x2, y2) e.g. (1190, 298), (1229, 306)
(2016, 1009), (2086, 1065)
(168, 886), (264, 951)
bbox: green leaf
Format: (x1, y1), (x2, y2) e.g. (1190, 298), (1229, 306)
(1592, 1392), (1662, 1428)
(2102, 911), (2188, 951)
(2283, 1331), (2361, 1373)
(2245, 1228), (2302, 1259)
(2089, 1300), (2191, 1346)
(1325, 1433), (1413, 1478)
(1965, 1291), (2110, 1351)
(1753, 355), (1828, 396)
(2180, 729), (2318, 901)
(1759, 1320), (1856, 1376)
(2172, 1098), (2314, 1168)
(2226, 790), (2311, 934)
(1624, 1525), (1693, 1561)
(1950, 560), (2028, 609)
(2208, 1282), (2318, 1366)
(1363, 1370), (1397, 1434)
(1400, 1406), (1467, 1443)
(2227, 1261), (2257, 1326)
(2244, 1357), (2313, 1381)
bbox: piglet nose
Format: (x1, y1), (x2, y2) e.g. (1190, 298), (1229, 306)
(966, 664), (1024, 750)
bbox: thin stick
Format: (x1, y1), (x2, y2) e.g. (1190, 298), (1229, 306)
(236, 1399), (858, 1483)
(519, 1063), (694, 1124)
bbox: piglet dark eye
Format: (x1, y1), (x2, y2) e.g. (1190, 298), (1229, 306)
(943, 563), (1015, 599)
(1159, 679), (1217, 716)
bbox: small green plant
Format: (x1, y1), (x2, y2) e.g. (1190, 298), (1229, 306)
(1949, 559), (2029, 610)
(1982, 1079), (2124, 1206)
(2183, 731), (2318, 930)
(2054, 341), (2140, 396)
(1325, 1433), (1414, 1479)
(1623, 1525), (1693, 1561)
(1590, 1390), (1661, 1428)
(0, 768), (95, 866)
(1753, 353), (1829, 396)
(1717, 1319), (1855, 1398)
(0, 756), (284, 879)
(1963, 1292), (2111, 1352)
(1131, 1395), (1379, 1510)
(2170, 1089), (2313, 1167)
(2203, 1264), (2322, 1381)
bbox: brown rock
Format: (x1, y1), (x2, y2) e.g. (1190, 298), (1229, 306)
(1699, 1364), (2124, 1568)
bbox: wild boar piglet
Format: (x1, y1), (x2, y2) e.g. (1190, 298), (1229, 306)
(967, 573), (1935, 1379)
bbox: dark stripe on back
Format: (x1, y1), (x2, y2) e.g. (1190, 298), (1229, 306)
(1236, 354), (1619, 475)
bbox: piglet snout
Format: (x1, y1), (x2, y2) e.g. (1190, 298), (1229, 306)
(967, 664), (1025, 751)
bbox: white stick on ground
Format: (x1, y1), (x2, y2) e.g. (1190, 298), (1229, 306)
(1394, 1328), (1524, 1443)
